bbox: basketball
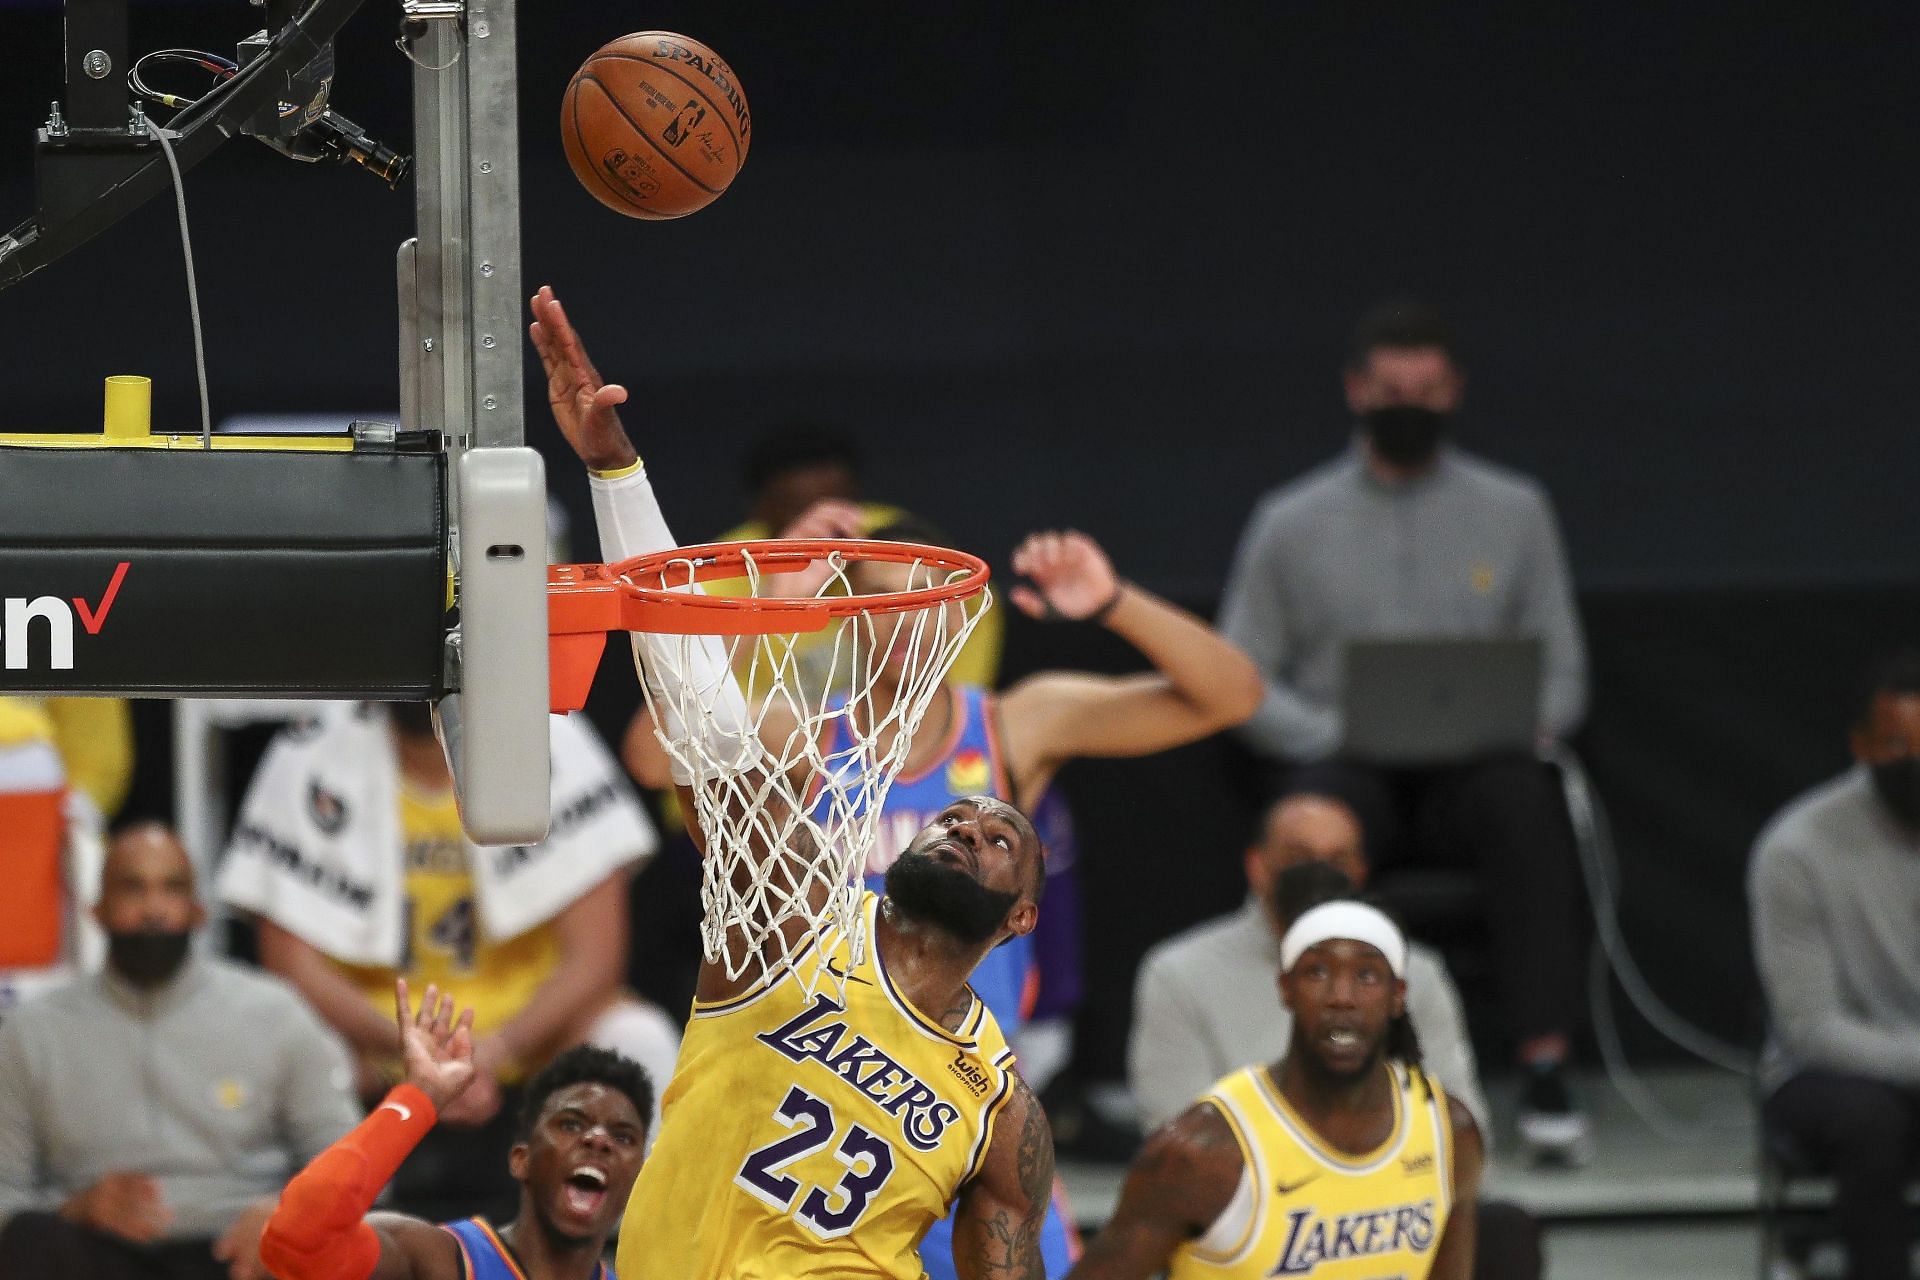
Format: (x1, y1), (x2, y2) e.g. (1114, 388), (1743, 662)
(561, 32), (751, 220)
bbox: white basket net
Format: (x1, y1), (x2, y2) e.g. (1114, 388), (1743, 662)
(626, 545), (991, 998)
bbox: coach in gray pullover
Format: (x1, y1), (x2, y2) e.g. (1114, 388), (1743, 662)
(1750, 655), (1920, 1280)
(0, 823), (359, 1280)
(1217, 300), (1592, 1158)
(1220, 441), (1587, 762)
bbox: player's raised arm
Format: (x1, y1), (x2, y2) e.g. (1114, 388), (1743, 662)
(998, 531), (1265, 806)
(532, 286), (817, 1001)
(1427, 1098), (1485, 1280)
(1063, 1103), (1242, 1280)
(951, 1078), (1056, 1280)
(531, 284), (769, 832)
(257, 981), (472, 1280)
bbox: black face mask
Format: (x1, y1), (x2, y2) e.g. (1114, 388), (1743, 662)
(884, 849), (1019, 946)
(1869, 757), (1920, 830)
(107, 929), (193, 989)
(1361, 405), (1449, 468)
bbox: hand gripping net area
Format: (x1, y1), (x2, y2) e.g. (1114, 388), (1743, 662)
(622, 541), (990, 997)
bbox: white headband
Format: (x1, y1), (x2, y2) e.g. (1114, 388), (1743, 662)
(1280, 902), (1408, 979)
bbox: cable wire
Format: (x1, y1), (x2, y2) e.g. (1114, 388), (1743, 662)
(1545, 745), (1754, 1142)
(395, 24), (462, 72)
(129, 49), (236, 113)
(144, 120), (213, 447)
(1550, 745), (1752, 1073)
(1589, 935), (1747, 1140)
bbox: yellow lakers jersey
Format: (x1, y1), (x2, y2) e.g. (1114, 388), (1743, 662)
(336, 782), (559, 1080)
(0, 696), (133, 815)
(617, 892), (1019, 1280)
(1170, 1062), (1454, 1280)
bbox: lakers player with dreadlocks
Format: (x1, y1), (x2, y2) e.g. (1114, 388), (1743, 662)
(1068, 898), (1481, 1280)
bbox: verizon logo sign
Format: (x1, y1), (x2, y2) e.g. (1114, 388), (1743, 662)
(2, 563), (129, 671)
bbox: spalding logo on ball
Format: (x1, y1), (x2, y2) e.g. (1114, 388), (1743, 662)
(562, 32), (750, 220)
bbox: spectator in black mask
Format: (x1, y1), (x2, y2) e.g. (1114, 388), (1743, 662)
(0, 823), (359, 1280)
(1218, 299), (1592, 1161)
(1751, 651), (1920, 1280)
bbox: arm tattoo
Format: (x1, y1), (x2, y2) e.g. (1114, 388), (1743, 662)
(938, 990), (975, 1033)
(978, 1084), (1054, 1280)
(1015, 1087), (1054, 1214)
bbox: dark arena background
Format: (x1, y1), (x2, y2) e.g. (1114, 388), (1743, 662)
(2, 2), (1918, 1275)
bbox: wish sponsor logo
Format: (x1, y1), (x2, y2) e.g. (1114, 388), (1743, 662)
(0, 562), (130, 671)
(946, 1051), (992, 1098)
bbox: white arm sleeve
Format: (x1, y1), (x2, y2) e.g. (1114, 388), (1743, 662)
(589, 467), (756, 784)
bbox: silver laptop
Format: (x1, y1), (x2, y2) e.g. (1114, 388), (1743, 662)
(1339, 637), (1542, 764)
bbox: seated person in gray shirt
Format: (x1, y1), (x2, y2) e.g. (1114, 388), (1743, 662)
(1130, 793), (1539, 1280)
(0, 823), (361, 1280)
(1218, 298), (1590, 1157)
(1751, 652), (1920, 1280)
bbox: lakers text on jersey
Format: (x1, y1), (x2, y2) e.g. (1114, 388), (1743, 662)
(615, 893), (1019, 1280)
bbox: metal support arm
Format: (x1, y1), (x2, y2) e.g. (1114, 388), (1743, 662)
(404, 0), (551, 844)
(0, 0), (370, 291)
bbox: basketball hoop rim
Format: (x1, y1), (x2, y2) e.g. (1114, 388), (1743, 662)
(608, 538), (992, 631)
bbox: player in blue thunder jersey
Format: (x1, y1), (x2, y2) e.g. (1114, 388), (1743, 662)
(261, 983), (650, 1280)
(442, 1217), (614, 1280)
(782, 512), (1268, 1280)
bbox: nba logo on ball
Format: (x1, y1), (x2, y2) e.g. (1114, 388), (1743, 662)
(662, 101), (705, 148)
(561, 31), (750, 220)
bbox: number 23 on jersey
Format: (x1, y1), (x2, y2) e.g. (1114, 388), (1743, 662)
(736, 1085), (898, 1240)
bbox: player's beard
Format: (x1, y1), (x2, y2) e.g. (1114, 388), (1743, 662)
(884, 849), (1018, 946)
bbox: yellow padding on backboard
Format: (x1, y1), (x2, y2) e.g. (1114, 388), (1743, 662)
(6, 375), (355, 451)
(0, 433), (354, 452)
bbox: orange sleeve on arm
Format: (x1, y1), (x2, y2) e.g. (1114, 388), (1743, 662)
(259, 1084), (438, 1280)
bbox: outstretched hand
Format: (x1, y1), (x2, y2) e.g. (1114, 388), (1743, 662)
(1009, 530), (1123, 622)
(394, 979), (478, 1116)
(528, 284), (638, 472)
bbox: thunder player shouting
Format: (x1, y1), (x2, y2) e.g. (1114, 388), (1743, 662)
(1067, 900), (1482, 1280)
(533, 285), (1057, 1279)
(258, 980), (651, 1280)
